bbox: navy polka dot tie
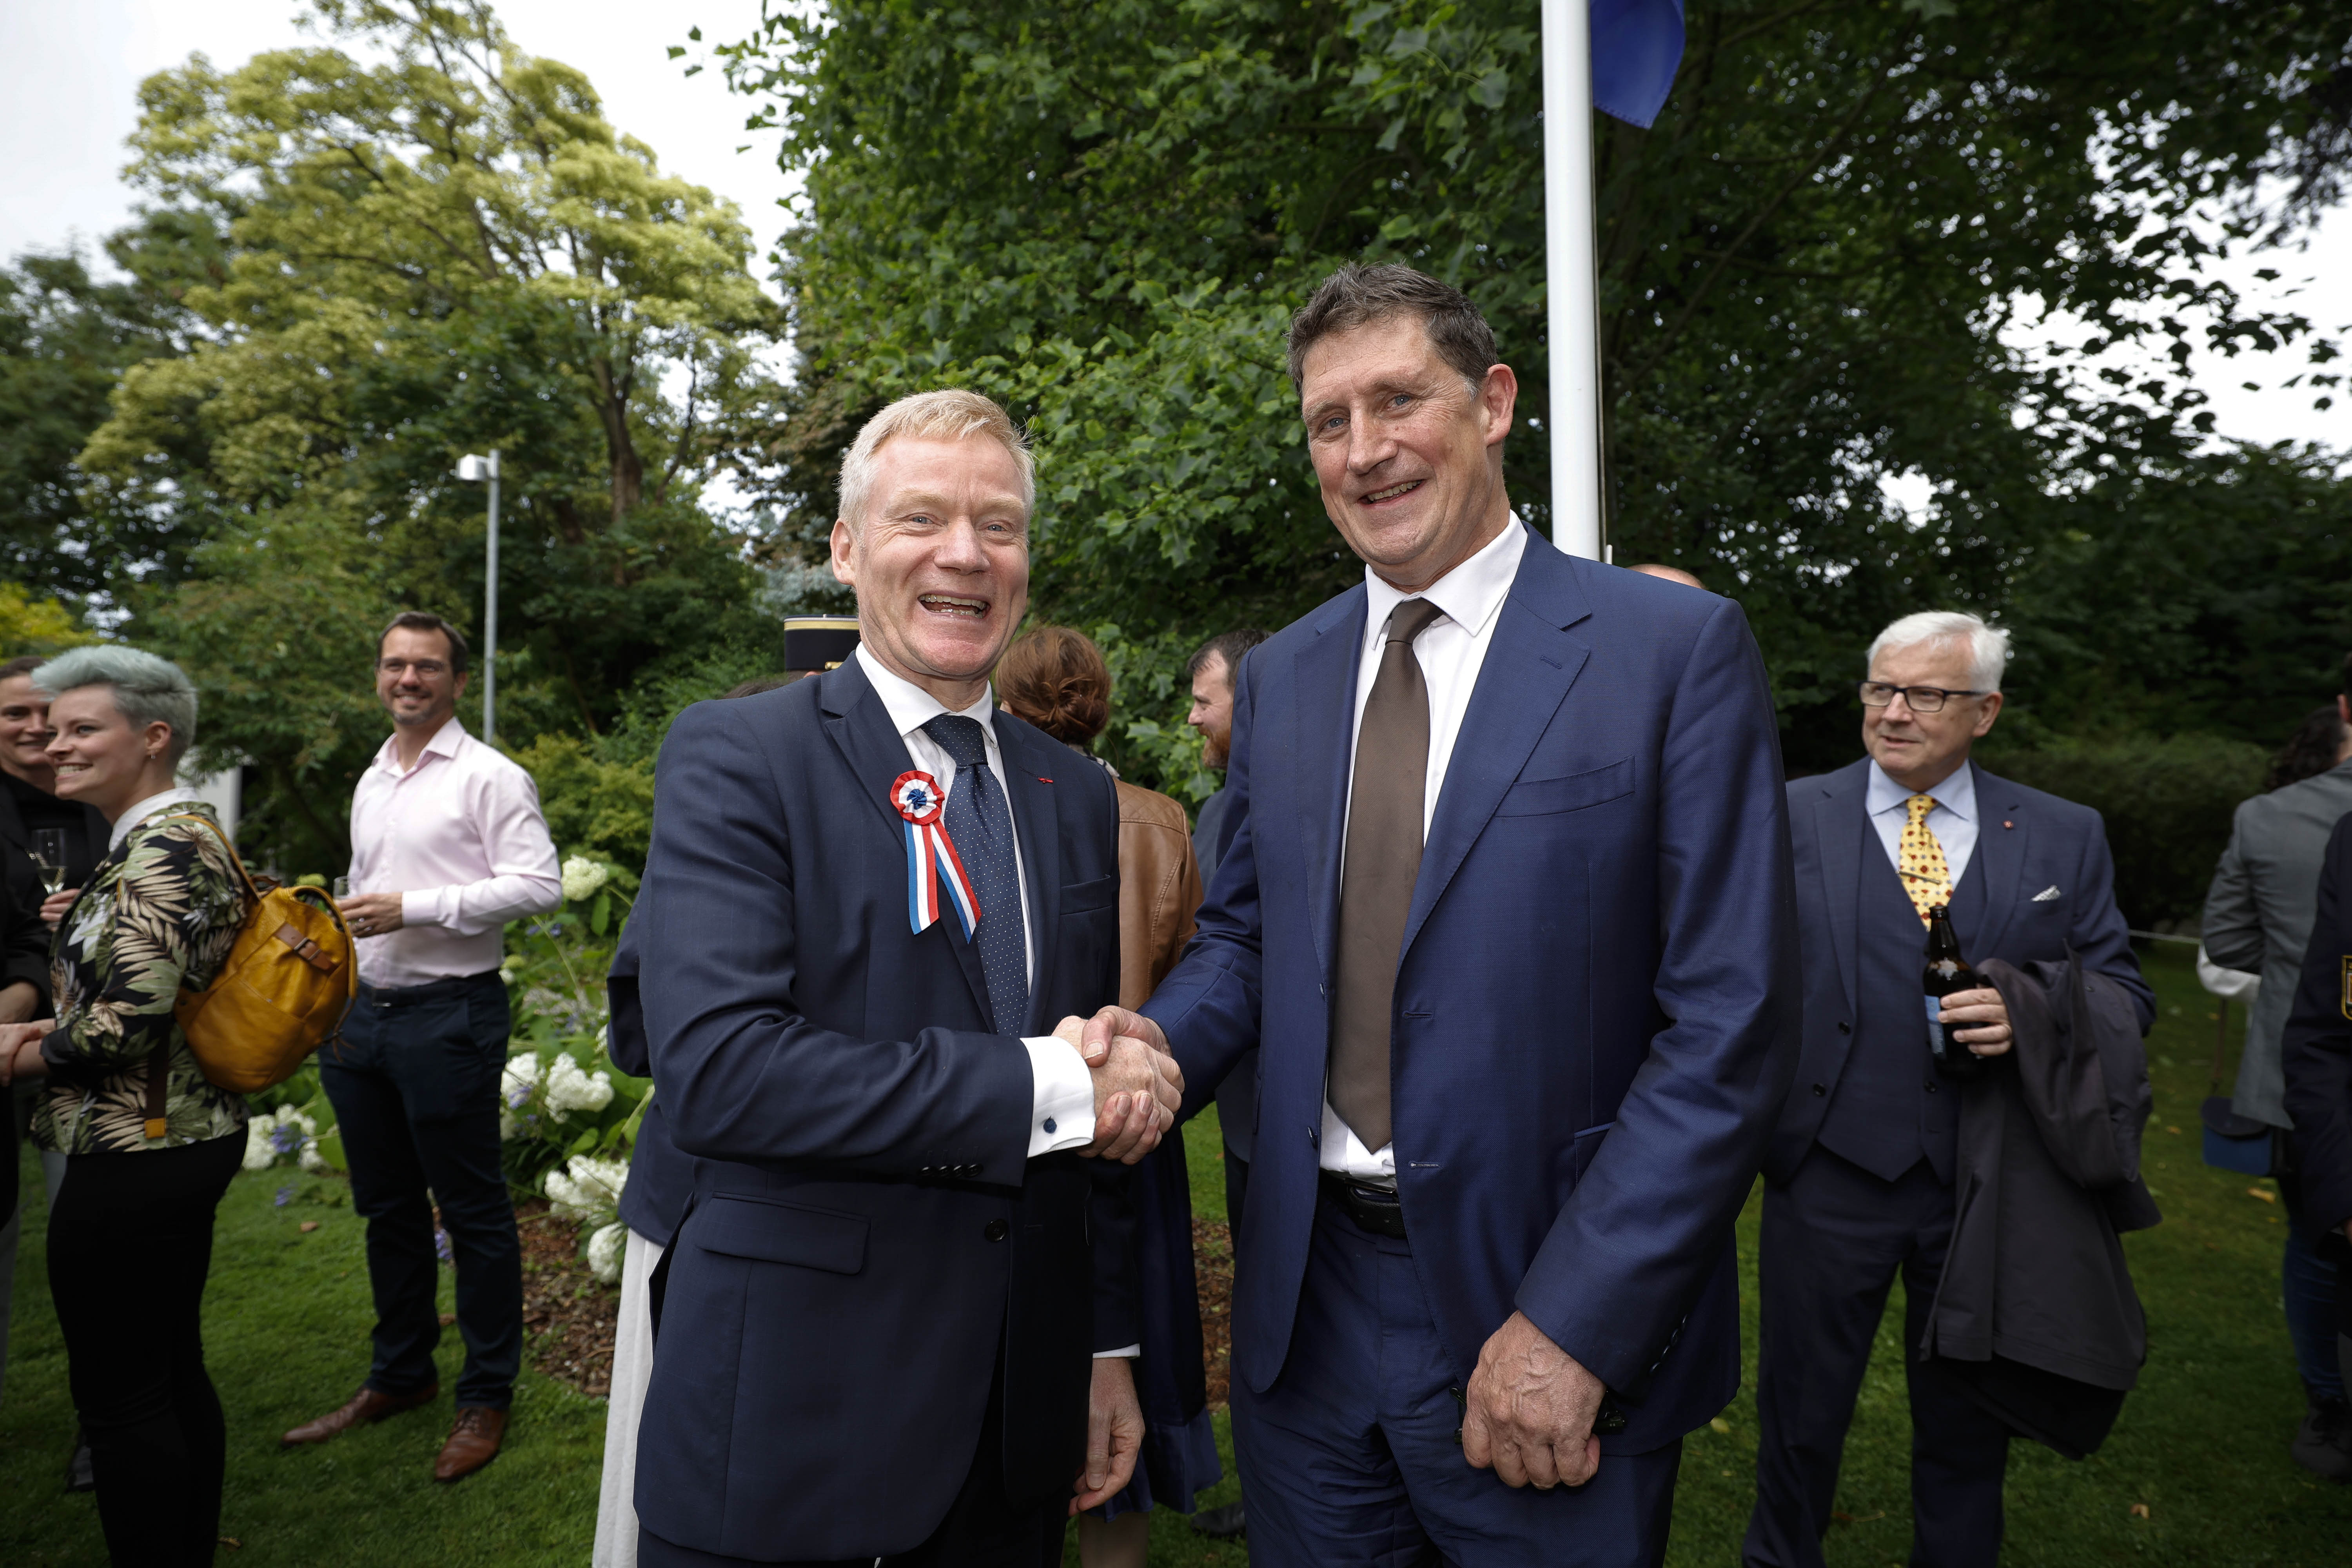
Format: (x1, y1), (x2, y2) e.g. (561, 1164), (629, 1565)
(923, 715), (1029, 1034)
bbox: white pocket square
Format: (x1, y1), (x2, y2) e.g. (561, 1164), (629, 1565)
(2030, 885), (2061, 902)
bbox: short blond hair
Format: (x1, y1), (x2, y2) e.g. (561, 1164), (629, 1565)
(838, 388), (1034, 530)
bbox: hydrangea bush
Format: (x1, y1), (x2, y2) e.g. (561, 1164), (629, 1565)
(243, 1102), (329, 1173)
(498, 853), (649, 1283)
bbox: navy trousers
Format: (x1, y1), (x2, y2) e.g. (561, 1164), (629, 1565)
(1234, 1191), (1682, 1568)
(321, 970), (522, 1409)
(1744, 1149), (2011, 1568)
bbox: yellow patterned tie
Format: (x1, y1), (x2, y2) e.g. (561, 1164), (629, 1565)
(1899, 793), (1953, 926)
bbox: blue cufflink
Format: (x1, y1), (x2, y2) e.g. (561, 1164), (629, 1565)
(1043, 1118), (1057, 1134)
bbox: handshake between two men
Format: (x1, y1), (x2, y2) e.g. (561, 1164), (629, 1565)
(1054, 1007), (1184, 1163)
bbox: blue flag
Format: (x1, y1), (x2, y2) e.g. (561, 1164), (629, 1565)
(1592, 0), (1685, 129)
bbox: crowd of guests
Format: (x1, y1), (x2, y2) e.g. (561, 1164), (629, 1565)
(0, 259), (2349, 1568)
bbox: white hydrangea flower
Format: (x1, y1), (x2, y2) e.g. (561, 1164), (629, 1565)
(586, 1220), (628, 1284)
(242, 1117), (277, 1171)
(546, 1154), (630, 1225)
(560, 855), (610, 902)
(299, 1139), (329, 1174)
(500, 1052), (547, 1138)
(544, 1052), (613, 1115)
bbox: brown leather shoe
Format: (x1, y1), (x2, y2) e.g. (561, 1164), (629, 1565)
(432, 1406), (508, 1483)
(281, 1383), (440, 1447)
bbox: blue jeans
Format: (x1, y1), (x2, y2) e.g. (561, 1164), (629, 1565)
(321, 971), (521, 1408)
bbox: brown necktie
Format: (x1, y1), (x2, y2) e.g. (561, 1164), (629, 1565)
(1329, 598), (1446, 1153)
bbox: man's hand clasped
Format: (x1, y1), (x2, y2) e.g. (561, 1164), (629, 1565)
(1462, 1310), (1608, 1492)
(1054, 1007), (1183, 1163)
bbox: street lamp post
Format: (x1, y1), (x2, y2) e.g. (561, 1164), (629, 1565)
(455, 450), (501, 744)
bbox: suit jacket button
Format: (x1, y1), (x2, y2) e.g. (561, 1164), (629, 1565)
(1838, 1022), (1852, 1036)
(1811, 1083), (1826, 1097)
(984, 1219), (1009, 1242)
(1925, 1082), (1939, 1094)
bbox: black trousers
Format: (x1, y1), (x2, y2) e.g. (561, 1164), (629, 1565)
(1744, 1148), (2011, 1568)
(637, 1353), (1065, 1568)
(321, 971), (522, 1408)
(47, 1133), (243, 1567)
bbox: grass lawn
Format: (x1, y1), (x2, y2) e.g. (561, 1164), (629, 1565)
(7, 941), (2349, 1563)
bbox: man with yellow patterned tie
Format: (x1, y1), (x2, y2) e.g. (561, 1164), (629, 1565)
(1745, 611), (2154, 1568)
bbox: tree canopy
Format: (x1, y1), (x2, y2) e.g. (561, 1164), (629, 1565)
(62, 0), (789, 864)
(718, 0), (2352, 776)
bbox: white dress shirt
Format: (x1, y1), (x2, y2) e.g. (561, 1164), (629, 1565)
(1323, 518), (1530, 1182)
(855, 647), (1098, 1163)
(1864, 758), (1979, 891)
(347, 717), (563, 989)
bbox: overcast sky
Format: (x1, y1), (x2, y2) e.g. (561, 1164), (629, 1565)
(2, 0), (2344, 469)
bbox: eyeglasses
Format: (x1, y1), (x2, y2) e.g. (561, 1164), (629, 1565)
(1857, 681), (1988, 714)
(377, 659), (450, 678)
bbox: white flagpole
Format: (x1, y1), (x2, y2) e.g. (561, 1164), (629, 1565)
(1541, 0), (1604, 560)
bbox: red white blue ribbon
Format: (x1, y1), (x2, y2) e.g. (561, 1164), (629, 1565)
(891, 770), (980, 938)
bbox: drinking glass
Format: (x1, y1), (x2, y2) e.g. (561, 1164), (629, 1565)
(332, 876), (352, 900)
(31, 828), (67, 895)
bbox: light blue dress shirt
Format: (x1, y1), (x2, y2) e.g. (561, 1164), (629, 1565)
(1864, 758), (1979, 894)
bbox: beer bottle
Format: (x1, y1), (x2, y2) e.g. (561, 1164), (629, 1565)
(1922, 905), (1987, 1080)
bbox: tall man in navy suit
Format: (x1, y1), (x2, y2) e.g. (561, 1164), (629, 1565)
(1742, 611), (2153, 1568)
(629, 389), (1185, 1566)
(1084, 264), (1800, 1564)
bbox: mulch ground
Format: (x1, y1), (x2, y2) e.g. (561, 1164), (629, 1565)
(516, 1199), (619, 1397)
(514, 1201), (1239, 1410)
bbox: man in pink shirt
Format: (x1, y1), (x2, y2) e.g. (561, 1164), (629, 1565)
(282, 612), (561, 1481)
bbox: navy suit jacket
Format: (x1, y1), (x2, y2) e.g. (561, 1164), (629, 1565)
(1140, 531), (1800, 1452)
(631, 658), (1134, 1560)
(606, 926), (696, 1249)
(1766, 758), (2154, 1185)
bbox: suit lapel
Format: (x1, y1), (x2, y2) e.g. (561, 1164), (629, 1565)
(1814, 766), (1869, 1020)
(817, 659), (994, 1024)
(1401, 538), (1590, 959)
(1294, 590), (1368, 986)
(818, 660), (922, 836)
(997, 719), (1064, 1034)
(1966, 762), (2027, 956)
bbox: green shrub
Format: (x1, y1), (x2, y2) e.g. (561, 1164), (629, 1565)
(1976, 733), (2267, 930)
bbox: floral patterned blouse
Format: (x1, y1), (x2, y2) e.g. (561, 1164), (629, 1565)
(31, 801), (253, 1154)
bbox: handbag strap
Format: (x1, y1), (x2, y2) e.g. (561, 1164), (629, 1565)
(143, 1040), (169, 1142)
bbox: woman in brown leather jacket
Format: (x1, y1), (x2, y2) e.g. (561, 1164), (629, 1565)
(997, 626), (1216, 1568)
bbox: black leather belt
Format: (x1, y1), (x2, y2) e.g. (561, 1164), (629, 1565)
(1320, 1171), (1407, 1240)
(358, 969), (503, 1009)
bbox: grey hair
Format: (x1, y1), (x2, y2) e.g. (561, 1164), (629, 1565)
(838, 388), (1035, 532)
(1866, 611), (2011, 693)
(31, 645), (200, 767)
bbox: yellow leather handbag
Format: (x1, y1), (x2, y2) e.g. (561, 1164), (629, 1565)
(167, 815), (357, 1095)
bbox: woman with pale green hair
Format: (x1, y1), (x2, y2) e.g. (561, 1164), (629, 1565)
(0, 643), (252, 1566)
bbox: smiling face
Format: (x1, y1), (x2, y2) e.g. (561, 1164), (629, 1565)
(1299, 313), (1518, 593)
(1862, 636), (2004, 792)
(0, 673), (56, 786)
(375, 625), (467, 735)
(830, 434), (1032, 708)
(1187, 653), (1236, 769)
(46, 686), (175, 822)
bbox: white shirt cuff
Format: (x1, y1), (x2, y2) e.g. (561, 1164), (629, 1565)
(399, 888), (446, 929)
(1022, 1036), (1096, 1158)
(1094, 1345), (1141, 1358)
